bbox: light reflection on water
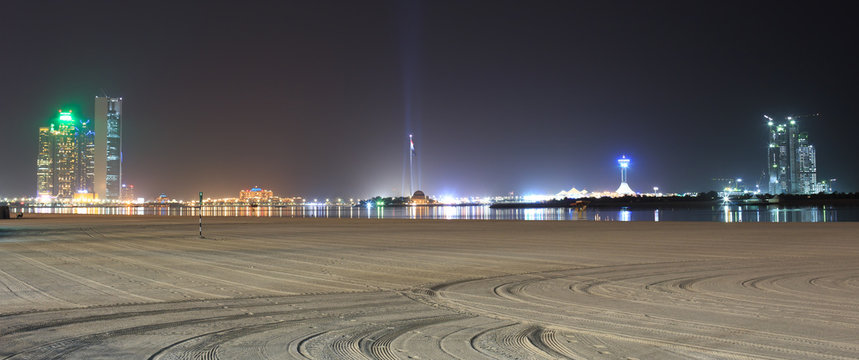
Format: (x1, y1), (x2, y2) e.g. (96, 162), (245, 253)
(10, 205), (859, 222)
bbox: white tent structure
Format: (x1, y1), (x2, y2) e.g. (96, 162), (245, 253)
(616, 182), (635, 195)
(556, 187), (588, 199)
(615, 156), (635, 195)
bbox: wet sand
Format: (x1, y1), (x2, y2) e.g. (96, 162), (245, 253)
(1, 215), (858, 359)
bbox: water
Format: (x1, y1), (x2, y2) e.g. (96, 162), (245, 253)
(9, 204), (859, 222)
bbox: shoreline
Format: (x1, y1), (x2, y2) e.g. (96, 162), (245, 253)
(1, 217), (858, 359)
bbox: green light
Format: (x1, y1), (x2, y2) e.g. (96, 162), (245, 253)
(58, 111), (73, 122)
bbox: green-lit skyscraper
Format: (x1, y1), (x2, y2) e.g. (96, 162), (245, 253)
(37, 110), (95, 199)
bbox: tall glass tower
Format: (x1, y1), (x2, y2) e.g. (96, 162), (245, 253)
(797, 133), (817, 194)
(95, 96), (122, 200)
(37, 127), (53, 197)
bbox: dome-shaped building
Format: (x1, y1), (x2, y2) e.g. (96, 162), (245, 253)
(410, 190), (428, 204)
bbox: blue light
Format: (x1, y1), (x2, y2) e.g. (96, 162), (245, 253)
(617, 156), (630, 168)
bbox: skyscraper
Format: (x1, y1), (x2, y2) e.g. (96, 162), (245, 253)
(766, 115), (820, 194)
(94, 96), (122, 200)
(797, 133), (818, 194)
(75, 119), (95, 195)
(36, 110), (94, 199)
(37, 127), (53, 196)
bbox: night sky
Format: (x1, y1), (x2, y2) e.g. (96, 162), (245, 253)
(2, 1), (857, 200)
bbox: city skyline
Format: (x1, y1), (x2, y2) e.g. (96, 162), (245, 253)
(14, 102), (845, 201)
(35, 96), (126, 202)
(2, 1), (858, 199)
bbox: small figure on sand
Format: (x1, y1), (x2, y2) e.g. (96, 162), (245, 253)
(16, 213), (23, 219)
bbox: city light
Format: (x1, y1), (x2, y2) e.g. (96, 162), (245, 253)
(523, 194), (552, 202)
(58, 110), (73, 121)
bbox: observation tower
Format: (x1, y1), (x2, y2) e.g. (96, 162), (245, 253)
(615, 156), (635, 195)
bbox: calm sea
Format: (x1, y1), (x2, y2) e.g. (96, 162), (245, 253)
(10, 205), (859, 222)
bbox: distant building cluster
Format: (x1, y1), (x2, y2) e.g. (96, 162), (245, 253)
(217, 186), (302, 204)
(766, 115), (827, 194)
(240, 187), (274, 201)
(37, 96), (130, 201)
(146, 187), (311, 206)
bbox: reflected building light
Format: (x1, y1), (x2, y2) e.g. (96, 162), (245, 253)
(618, 209), (631, 222)
(523, 194), (551, 202)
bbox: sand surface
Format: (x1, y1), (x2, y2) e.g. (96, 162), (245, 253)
(1, 215), (858, 359)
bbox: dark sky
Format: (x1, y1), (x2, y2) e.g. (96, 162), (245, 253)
(2, 1), (857, 199)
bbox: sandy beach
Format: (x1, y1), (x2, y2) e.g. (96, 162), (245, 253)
(1, 215), (857, 359)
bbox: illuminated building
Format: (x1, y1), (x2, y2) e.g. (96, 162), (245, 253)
(797, 133), (817, 194)
(556, 187), (587, 199)
(36, 110), (95, 199)
(615, 156), (635, 195)
(95, 96), (122, 200)
(74, 191), (95, 203)
(53, 112), (76, 198)
(75, 119), (95, 194)
(121, 184), (136, 201)
(240, 187), (274, 201)
(37, 127), (52, 196)
(410, 190), (428, 204)
(766, 115), (821, 194)
(156, 194), (171, 203)
(766, 115), (798, 194)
